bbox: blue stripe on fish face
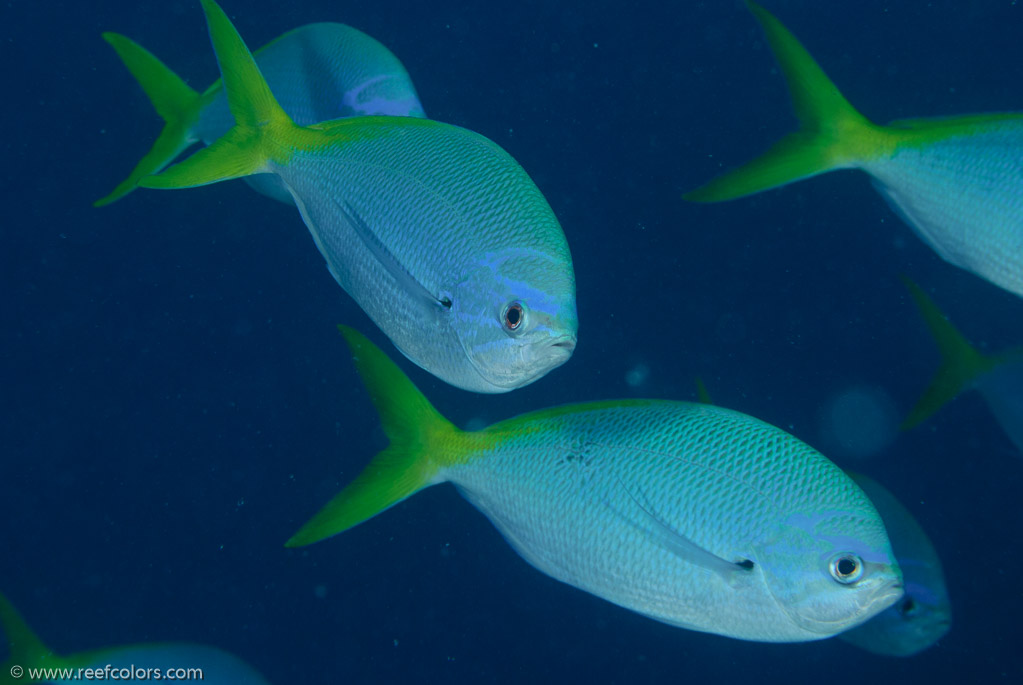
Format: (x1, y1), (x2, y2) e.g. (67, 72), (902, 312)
(444, 246), (577, 390)
(751, 507), (902, 636)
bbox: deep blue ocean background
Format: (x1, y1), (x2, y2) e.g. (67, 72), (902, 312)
(4, 1), (1023, 682)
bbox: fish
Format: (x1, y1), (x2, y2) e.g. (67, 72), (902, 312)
(138, 0), (578, 394)
(839, 472), (952, 657)
(285, 325), (903, 643)
(685, 1), (1023, 301)
(901, 275), (1023, 454)
(95, 22), (425, 207)
(0, 592), (270, 685)
(690, 381), (949, 652)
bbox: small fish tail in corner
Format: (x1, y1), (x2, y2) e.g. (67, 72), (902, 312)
(0, 592), (60, 683)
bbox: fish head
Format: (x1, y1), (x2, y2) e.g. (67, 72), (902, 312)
(447, 249), (577, 392)
(751, 508), (904, 639)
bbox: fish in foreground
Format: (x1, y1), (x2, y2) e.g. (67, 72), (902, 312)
(839, 472), (951, 657)
(686, 1), (1023, 301)
(901, 276), (1023, 454)
(691, 381), (949, 652)
(140, 0), (577, 394)
(96, 22), (425, 207)
(0, 592), (269, 685)
(286, 326), (903, 642)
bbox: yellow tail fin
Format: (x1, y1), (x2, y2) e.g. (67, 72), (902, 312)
(94, 33), (202, 206)
(285, 327), (462, 548)
(0, 592), (67, 683)
(685, 0), (892, 202)
(900, 276), (996, 430)
(139, 0), (298, 191)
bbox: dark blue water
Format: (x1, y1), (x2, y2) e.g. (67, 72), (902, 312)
(4, 1), (1022, 682)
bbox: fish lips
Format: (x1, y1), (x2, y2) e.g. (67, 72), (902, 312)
(469, 334), (577, 391)
(809, 572), (906, 637)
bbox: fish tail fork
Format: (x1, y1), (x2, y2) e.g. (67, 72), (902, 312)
(94, 33), (202, 207)
(285, 326), (464, 548)
(685, 0), (894, 203)
(139, 0), (300, 191)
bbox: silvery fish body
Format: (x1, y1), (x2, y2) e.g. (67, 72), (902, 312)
(864, 118), (1023, 300)
(840, 473), (951, 657)
(444, 400), (903, 641)
(274, 117), (577, 392)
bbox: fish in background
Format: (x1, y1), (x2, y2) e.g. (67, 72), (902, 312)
(137, 0), (578, 394)
(0, 592), (270, 684)
(686, 0), (1023, 301)
(285, 326), (903, 642)
(96, 22), (425, 207)
(901, 276), (1023, 454)
(839, 472), (952, 657)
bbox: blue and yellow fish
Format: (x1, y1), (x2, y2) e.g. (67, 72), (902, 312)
(687, 1), (1023, 301)
(285, 326), (903, 642)
(138, 1), (577, 393)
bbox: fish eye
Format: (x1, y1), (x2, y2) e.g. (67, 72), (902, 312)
(829, 554), (864, 584)
(503, 301), (525, 332)
(897, 597), (917, 616)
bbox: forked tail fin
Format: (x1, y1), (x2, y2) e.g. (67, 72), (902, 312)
(900, 276), (996, 430)
(285, 326), (463, 547)
(94, 33), (203, 207)
(685, 1), (893, 203)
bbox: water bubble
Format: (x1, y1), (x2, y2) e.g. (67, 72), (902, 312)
(819, 384), (899, 460)
(625, 362), (650, 389)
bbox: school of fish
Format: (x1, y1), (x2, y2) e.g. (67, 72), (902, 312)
(18, 0), (1023, 676)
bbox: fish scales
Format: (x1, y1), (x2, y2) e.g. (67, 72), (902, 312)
(443, 401), (883, 641)
(867, 123), (1023, 297)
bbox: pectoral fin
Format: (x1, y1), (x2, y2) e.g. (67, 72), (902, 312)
(610, 477), (753, 583)
(337, 200), (448, 309)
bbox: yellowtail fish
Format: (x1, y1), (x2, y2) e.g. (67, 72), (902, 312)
(839, 473), (951, 657)
(96, 23), (424, 207)
(140, 0), (577, 394)
(901, 276), (1023, 454)
(286, 326), (903, 642)
(0, 592), (269, 684)
(686, 1), (1023, 300)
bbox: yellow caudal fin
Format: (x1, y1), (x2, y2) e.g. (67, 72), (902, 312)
(94, 33), (202, 207)
(285, 327), (464, 548)
(0, 592), (68, 683)
(140, 0), (298, 192)
(900, 276), (997, 430)
(685, 1), (892, 202)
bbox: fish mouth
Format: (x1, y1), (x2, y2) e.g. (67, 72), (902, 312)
(472, 334), (577, 391)
(838, 580), (905, 632)
(549, 335), (577, 354)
